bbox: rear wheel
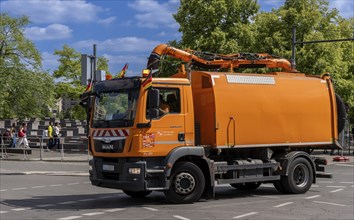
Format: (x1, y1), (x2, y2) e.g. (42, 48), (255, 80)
(281, 157), (313, 194)
(230, 182), (261, 190)
(164, 162), (205, 204)
(273, 180), (287, 193)
(123, 190), (152, 198)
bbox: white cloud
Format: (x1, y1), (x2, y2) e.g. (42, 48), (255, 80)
(25, 24), (72, 40)
(74, 37), (162, 52)
(128, 0), (179, 28)
(98, 16), (117, 25)
(1, 0), (104, 23)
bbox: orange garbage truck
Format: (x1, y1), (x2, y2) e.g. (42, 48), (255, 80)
(81, 44), (346, 203)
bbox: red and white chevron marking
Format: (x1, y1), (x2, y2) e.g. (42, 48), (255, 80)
(92, 129), (129, 137)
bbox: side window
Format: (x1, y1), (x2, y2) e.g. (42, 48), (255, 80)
(146, 88), (181, 119)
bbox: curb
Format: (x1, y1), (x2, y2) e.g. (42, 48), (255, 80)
(0, 171), (89, 176)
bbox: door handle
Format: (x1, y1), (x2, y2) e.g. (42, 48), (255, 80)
(178, 132), (185, 142)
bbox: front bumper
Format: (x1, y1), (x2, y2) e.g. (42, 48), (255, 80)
(89, 157), (147, 191)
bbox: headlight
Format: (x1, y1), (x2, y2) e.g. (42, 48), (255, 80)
(128, 168), (141, 174)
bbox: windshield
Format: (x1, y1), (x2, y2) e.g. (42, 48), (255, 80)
(92, 89), (139, 128)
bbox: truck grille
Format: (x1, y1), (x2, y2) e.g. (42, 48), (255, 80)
(94, 139), (125, 153)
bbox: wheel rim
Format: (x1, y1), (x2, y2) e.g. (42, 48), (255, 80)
(293, 164), (309, 188)
(173, 172), (196, 195)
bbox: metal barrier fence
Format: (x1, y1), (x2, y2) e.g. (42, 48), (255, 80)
(0, 134), (90, 161)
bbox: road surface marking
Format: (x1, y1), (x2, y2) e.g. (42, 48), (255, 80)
(11, 208), (31, 211)
(173, 215), (191, 220)
(335, 164), (354, 167)
(274, 202), (293, 208)
(340, 182), (354, 184)
(326, 186), (345, 188)
(105, 208), (125, 212)
(67, 183), (80, 185)
(143, 207), (158, 211)
(99, 196), (116, 199)
(318, 181), (334, 183)
(0, 211), (8, 214)
(50, 184), (63, 187)
(36, 204), (55, 207)
(330, 189), (344, 193)
(0, 189), (8, 192)
(313, 201), (346, 207)
(31, 186), (46, 189)
(12, 187), (27, 190)
(233, 212), (258, 219)
(306, 195), (321, 199)
(57, 216), (82, 220)
(311, 184), (319, 188)
(58, 201), (77, 205)
(82, 182), (90, 184)
(82, 212), (105, 216)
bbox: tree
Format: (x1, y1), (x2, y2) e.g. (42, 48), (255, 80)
(0, 13), (55, 119)
(173, 0), (259, 53)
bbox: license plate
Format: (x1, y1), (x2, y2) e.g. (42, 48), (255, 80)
(103, 164), (114, 171)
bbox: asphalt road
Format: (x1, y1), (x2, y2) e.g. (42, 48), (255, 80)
(0, 161), (353, 220)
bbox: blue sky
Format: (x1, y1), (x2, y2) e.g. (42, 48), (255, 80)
(1, 0), (353, 77)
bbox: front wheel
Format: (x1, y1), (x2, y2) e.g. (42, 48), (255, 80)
(281, 157), (313, 194)
(123, 190), (152, 198)
(164, 162), (205, 204)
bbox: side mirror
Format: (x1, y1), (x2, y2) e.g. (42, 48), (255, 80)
(148, 89), (159, 119)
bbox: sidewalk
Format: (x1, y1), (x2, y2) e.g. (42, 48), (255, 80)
(0, 148), (91, 162)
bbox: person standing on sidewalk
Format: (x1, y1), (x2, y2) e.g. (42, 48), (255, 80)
(46, 122), (54, 151)
(52, 122), (61, 150)
(9, 123), (17, 148)
(16, 123), (30, 149)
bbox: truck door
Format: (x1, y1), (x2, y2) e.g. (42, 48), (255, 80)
(145, 87), (185, 155)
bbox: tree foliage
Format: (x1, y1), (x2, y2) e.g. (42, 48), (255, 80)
(0, 13), (55, 119)
(173, 0), (354, 123)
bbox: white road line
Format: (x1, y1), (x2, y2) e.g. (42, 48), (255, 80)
(105, 208), (125, 212)
(11, 207), (31, 211)
(31, 186), (46, 189)
(318, 181), (334, 183)
(58, 201), (77, 205)
(233, 212), (258, 219)
(82, 212), (105, 216)
(335, 164), (354, 167)
(12, 187), (27, 190)
(274, 202), (293, 208)
(313, 201), (346, 207)
(50, 184), (63, 187)
(99, 196), (116, 199)
(330, 189), (344, 193)
(326, 186), (346, 188)
(143, 207), (158, 211)
(67, 183), (80, 185)
(36, 204), (55, 208)
(82, 182), (90, 184)
(0, 189), (8, 192)
(173, 215), (191, 220)
(340, 182), (354, 184)
(306, 195), (321, 199)
(0, 211), (9, 214)
(57, 216), (82, 220)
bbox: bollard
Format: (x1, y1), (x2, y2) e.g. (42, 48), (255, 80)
(60, 137), (64, 161)
(40, 135), (43, 161)
(1, 136), (8, 159)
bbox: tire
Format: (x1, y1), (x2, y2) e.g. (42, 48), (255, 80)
(273, 180), (287, 193)
(336, 94), (346, 134)
(123, 190), (152, 198)
(280, 157), (313, 194)
(164, 162), (205, 204)
(230, 182), (261, 190)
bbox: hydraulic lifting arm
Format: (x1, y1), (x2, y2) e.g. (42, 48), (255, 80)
(147, 44), (295, 73)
